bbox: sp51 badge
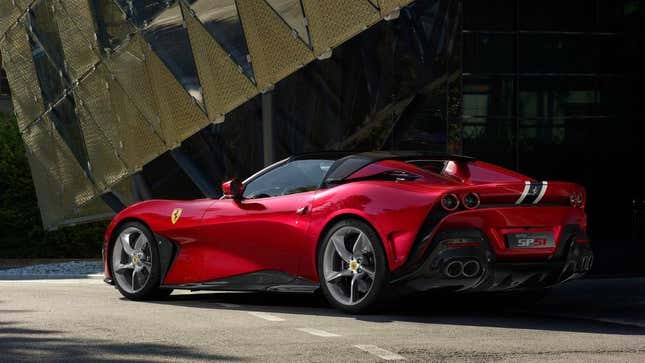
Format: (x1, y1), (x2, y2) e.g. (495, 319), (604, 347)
(506, 232), (555, 249)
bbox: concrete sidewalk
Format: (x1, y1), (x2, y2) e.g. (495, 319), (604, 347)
(0, 259), (103, 280)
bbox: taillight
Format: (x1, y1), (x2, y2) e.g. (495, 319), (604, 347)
(570, 192), (584, 208)
(570, 193), (578, 207)
(462, 193), (480, 209)
(441, 193), (460, 211)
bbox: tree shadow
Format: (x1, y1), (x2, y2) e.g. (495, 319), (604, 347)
(148, 277), (645, 336)
(0, 320), (242, 362)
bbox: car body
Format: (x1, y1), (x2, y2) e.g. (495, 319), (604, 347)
(103, 151), (593, 311)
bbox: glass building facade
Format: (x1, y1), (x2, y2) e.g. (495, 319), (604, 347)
(0, 0), (643, 269)
(462, 0), (644, 257)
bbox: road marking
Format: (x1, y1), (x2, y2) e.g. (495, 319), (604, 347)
(296, 328), (340, 337)
(247, 311), (285, 322)
(216, 303), (241, 308)
(355, 345), (405, 361)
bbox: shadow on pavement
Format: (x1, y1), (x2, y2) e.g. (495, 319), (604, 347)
(0, 302), (242, 362)
(149, 277), (645, 336)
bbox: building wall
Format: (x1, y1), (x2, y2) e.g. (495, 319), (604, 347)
(462, 0), (644, 254)
(0, 0), (426, 229)
(138, 0), (462, 200)
(2, 0), (643, 260)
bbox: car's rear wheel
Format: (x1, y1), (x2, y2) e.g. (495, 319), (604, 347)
(110, 221), (172, 300)
(317, 219), (388, 313)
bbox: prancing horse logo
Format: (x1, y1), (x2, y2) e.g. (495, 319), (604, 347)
(171, 208), (183, 224)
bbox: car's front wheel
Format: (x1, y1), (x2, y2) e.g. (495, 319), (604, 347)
(110, 221), (172, 300)
(317, 219), (388, 313)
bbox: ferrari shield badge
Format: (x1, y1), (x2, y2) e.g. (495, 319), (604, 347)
(171, 208), (183, 224)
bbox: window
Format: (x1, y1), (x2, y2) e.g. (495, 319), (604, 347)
(243, 159), (334, 199)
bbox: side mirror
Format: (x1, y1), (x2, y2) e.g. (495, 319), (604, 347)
(221, 179), (243, 200)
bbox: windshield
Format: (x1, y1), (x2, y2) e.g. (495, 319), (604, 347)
(243, 159), (334, 198)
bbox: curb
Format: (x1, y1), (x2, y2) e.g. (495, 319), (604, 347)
(0, 273), (104, 280)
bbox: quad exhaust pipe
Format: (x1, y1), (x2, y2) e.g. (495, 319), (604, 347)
(462, 260), (481, 278)
(444, 260), (464, 278)
(443, 259), (481, 279)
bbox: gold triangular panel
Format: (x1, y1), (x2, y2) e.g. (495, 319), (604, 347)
(95, 0), (136, 49)
(264, 0), (312, 46)
(378, 0), (400, 16)
(21, 117), (59, 177)
(0, 22), (45, 130)
(25, 150), (66, 230)
(13, 0), (33, 11)
(47, 114), (98, 210)
(301, 0), (380, 54)
(52, 0), (100, 80)
(182, 1), (257, 121)
(0, 2), (21, 36)
(399, 0), (415, 8)
(143, 41), (210, 147)
(75, 196), (115, 220)
(367, 0), (380, 10)
(111, 175), (138, 206)
(74, 72), (129, 192)
(107, 77), (166, 171)
(236, 0), (314, 90)
(104, 35), (161, 131)
(76, 65), (120, 147)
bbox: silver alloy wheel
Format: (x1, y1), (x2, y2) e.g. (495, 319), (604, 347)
(112, 226), (153, 294)
(322, 226), (376, 306)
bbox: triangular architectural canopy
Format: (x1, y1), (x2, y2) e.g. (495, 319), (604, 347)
(142, 3), (206, 108)
(188, 0), (256, 83)
(264, 0), (312, 47)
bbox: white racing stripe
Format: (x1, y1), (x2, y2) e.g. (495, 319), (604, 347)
(296, 328), (340, 337)
(515, 181), (531, 205)
(533, 181), (548, 204)
(247, 311), (285, 322)
(355, 345), (405, 361)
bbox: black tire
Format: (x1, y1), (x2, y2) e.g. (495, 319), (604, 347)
(110, 221), (173, 301)
(317, 219), (389, 314)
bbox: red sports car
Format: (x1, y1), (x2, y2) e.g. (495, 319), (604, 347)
(103, 151), (593, 312)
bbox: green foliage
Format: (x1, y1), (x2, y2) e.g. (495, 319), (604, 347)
(0, 113), (106, 258)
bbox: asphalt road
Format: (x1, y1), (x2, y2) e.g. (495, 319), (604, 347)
(1, 277), (644, 362)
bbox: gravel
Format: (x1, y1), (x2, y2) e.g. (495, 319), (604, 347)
(0, 260), (103, 278)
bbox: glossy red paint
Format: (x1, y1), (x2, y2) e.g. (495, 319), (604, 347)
(163, 191), (315, 284)
(104, 156), (589, 287)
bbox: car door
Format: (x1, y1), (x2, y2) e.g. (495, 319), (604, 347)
(200, 159), (333, 281)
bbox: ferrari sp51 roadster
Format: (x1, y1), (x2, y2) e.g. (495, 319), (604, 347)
(103, 151), (593, 312)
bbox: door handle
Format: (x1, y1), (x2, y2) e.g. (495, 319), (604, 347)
(296, 206), (308, 215)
